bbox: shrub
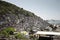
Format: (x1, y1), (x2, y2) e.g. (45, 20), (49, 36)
(0, 27), (15, 37)
(15, 32), (29, 40)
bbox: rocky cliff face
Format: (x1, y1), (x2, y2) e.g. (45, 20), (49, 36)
(0, 1), (50, 31)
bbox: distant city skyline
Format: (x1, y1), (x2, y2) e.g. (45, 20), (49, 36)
(3, 0), (60, 20)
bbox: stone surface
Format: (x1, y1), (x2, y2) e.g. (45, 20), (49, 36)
(0, 1), (50, 31)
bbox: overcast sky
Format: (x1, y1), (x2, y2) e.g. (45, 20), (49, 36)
(3, 0), (60, 20)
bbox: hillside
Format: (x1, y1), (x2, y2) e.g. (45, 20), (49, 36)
(0, 1), (50, 32)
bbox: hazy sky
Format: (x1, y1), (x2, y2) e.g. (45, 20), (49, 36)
(3, 0), (60, 20)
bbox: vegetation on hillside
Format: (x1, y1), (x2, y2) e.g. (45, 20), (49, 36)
(0, 1), (35, 17)
(0, 27), (15, 37)
(0, 27), (29, 40)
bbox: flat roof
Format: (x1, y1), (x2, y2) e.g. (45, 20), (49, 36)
(34, 31), (60, 36)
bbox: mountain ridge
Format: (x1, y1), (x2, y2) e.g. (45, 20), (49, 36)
(46, 20), (60, 25)
(0, 1), (50, 31)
